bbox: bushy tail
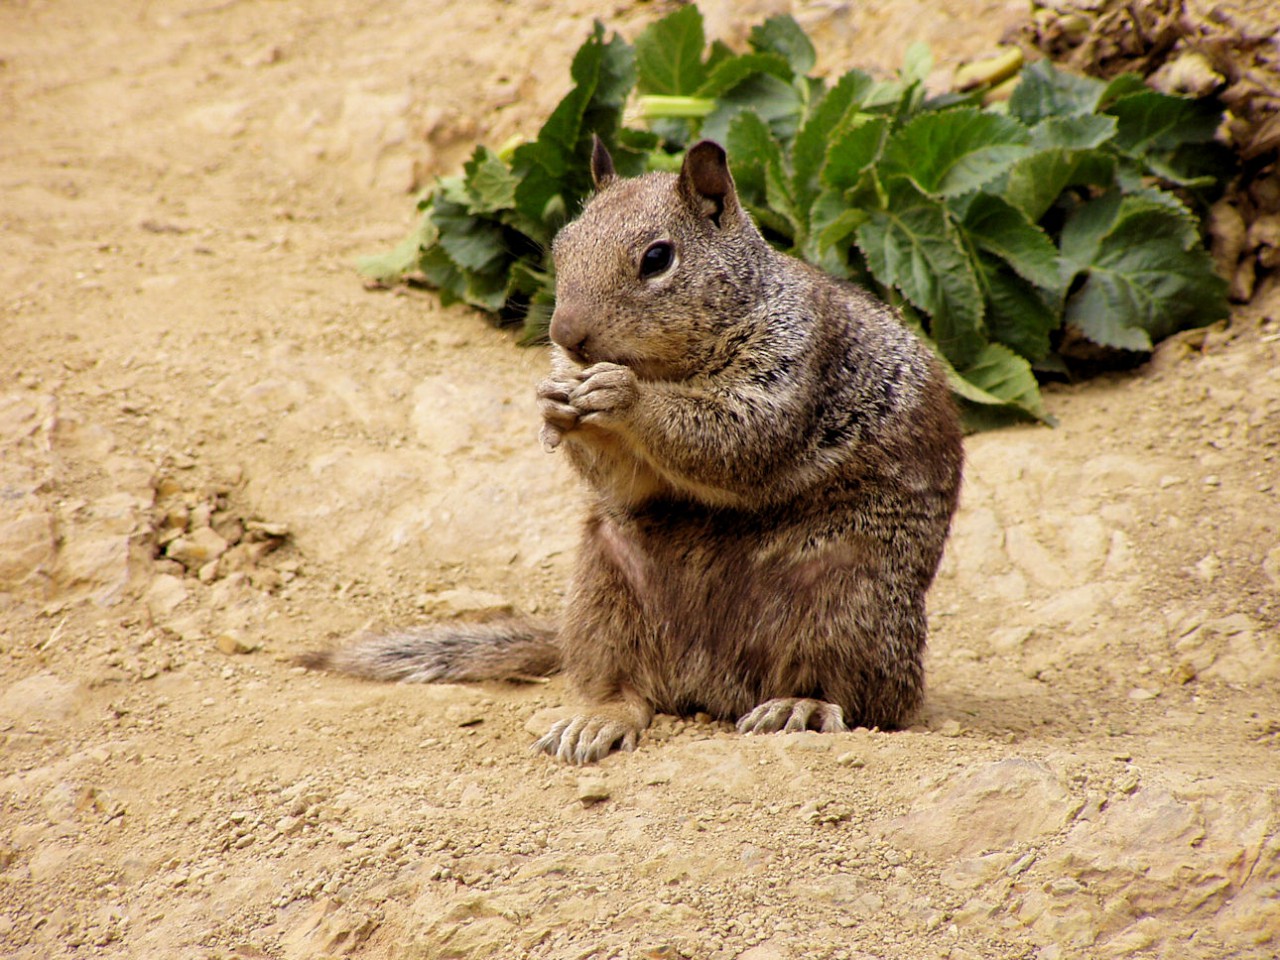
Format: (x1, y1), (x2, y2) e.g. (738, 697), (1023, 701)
(296, 617), (561, 683)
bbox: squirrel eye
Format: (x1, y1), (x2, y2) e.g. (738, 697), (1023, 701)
(639, 241), (675, 279)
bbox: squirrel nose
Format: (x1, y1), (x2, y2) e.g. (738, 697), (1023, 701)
(549, 303), (591, 363)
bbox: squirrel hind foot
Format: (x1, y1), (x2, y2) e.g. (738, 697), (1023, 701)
(736, 698), (849, 735)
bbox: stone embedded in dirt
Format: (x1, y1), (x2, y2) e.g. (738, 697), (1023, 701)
(875, 759), (1078, 859)
(1174, 613), (1280, 684)
(778, 731), (832, 751)
(414, 586), (514, 619)
(1018, 786), (1280, 953)
(576, 776), (610, 805)
(144, 574), (188, 619)
(165, 526), (229, 570)
(244, 519), (289, 539)
(0, 510), (56, 589)
(935, 719), (964, 737)
(26, 843), (77, 882)
(215, 631), (258, 655)
(444, 704), (486, 727)
(282, 897), (380, 960)
(0, 672), (86, 723)
(1264, 546), (1280, 586)
(219, 541), (272, 576)
(55, 533), (131, 602)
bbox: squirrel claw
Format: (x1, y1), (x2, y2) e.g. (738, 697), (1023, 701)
(736, 698), (848, 735)
(533, 715), (639, 764)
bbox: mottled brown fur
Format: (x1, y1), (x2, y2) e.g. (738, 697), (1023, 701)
(301, 139), (963, 764)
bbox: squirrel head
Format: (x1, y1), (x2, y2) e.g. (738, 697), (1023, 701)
(549, 139), (769, 381)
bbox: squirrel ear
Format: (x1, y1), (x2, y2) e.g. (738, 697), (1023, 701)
(590, 135), (616, 190)
(679, 140), (738, 228)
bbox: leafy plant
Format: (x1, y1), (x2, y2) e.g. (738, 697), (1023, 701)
(361, 5), (1232, 424)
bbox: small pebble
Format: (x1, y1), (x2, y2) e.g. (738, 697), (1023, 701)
(576, 776), (610, 805)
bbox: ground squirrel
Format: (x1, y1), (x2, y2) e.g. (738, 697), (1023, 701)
(301, 138), (964, 764)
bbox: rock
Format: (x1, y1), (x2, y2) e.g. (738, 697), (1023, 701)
(936, 719), (963, 738)
(215, 631), (258, 655)
(219, 541), (271, 574)
(444, 704), (485, 727)
(56, 533), (131, 602)
(576, 776), (610, 805)
(165, 526), (229, 570)
(875, 760), (1077, 858)
(27, 843), (77, 882)
(0, 673), (87, 723)
(184, 100), (248, 138)
(282, 897), (379, 959)
(244, 519), (289, 539)
(398, 893), (517, 960)
(0, 510), (55, 589)
(145, 574), (188, 618)
(1023, 786), (1280, 954)
(414, 587), (513, 619)
(1175, 614), (1280, 684)
(1264, 545), (1280, 587)
(778, 731), (832, 751)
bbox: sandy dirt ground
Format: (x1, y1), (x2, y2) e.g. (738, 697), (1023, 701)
(2, 1), (1278, 958)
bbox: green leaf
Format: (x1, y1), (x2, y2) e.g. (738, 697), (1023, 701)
(979, 255), (1059, 362)
(855, 195), (986, 367)
(764, 156), (802, 240)
(1028, 113), (1117, 151)
(463, 146), (518, 214)
(880, 108), (1031, 198)
(1098, 72), (1149, 107)
(511, 22), (636, 232)
(418, 244), (468, 307)
(1003, 147), (1116, 223)
(356, 210), (438, 281)
(821, 117), (889, 193)
(1007, 59), (1104, 124)
(697, 52), (795, 98)
(1065, 239), (1226, 351)
(961, 193), (1061, 292)
(1106, 90), (1221, 155)
(953, 342), (1050, 422)
(809, 187), (867, 251)
(748, 14), (816, 76)
(432, 199), (508, 274)
(803, 189), (866, 275)
(899, 42), (933, 87)
(701, 70), (806, 145)
(635, 4), (707, 96)
(1062, 191), (1228, 350)
(726, 110), (785, 202)
(1110, 185), (1201, 248)
(792, 70), (876, 205)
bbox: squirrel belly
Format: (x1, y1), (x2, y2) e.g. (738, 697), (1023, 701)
(300, 138), (963, 765)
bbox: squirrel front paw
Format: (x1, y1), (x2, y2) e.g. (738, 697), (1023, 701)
(569, 362), (638, 426)
(537, 375), (580, 450)
(537, 363), (638, 450)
